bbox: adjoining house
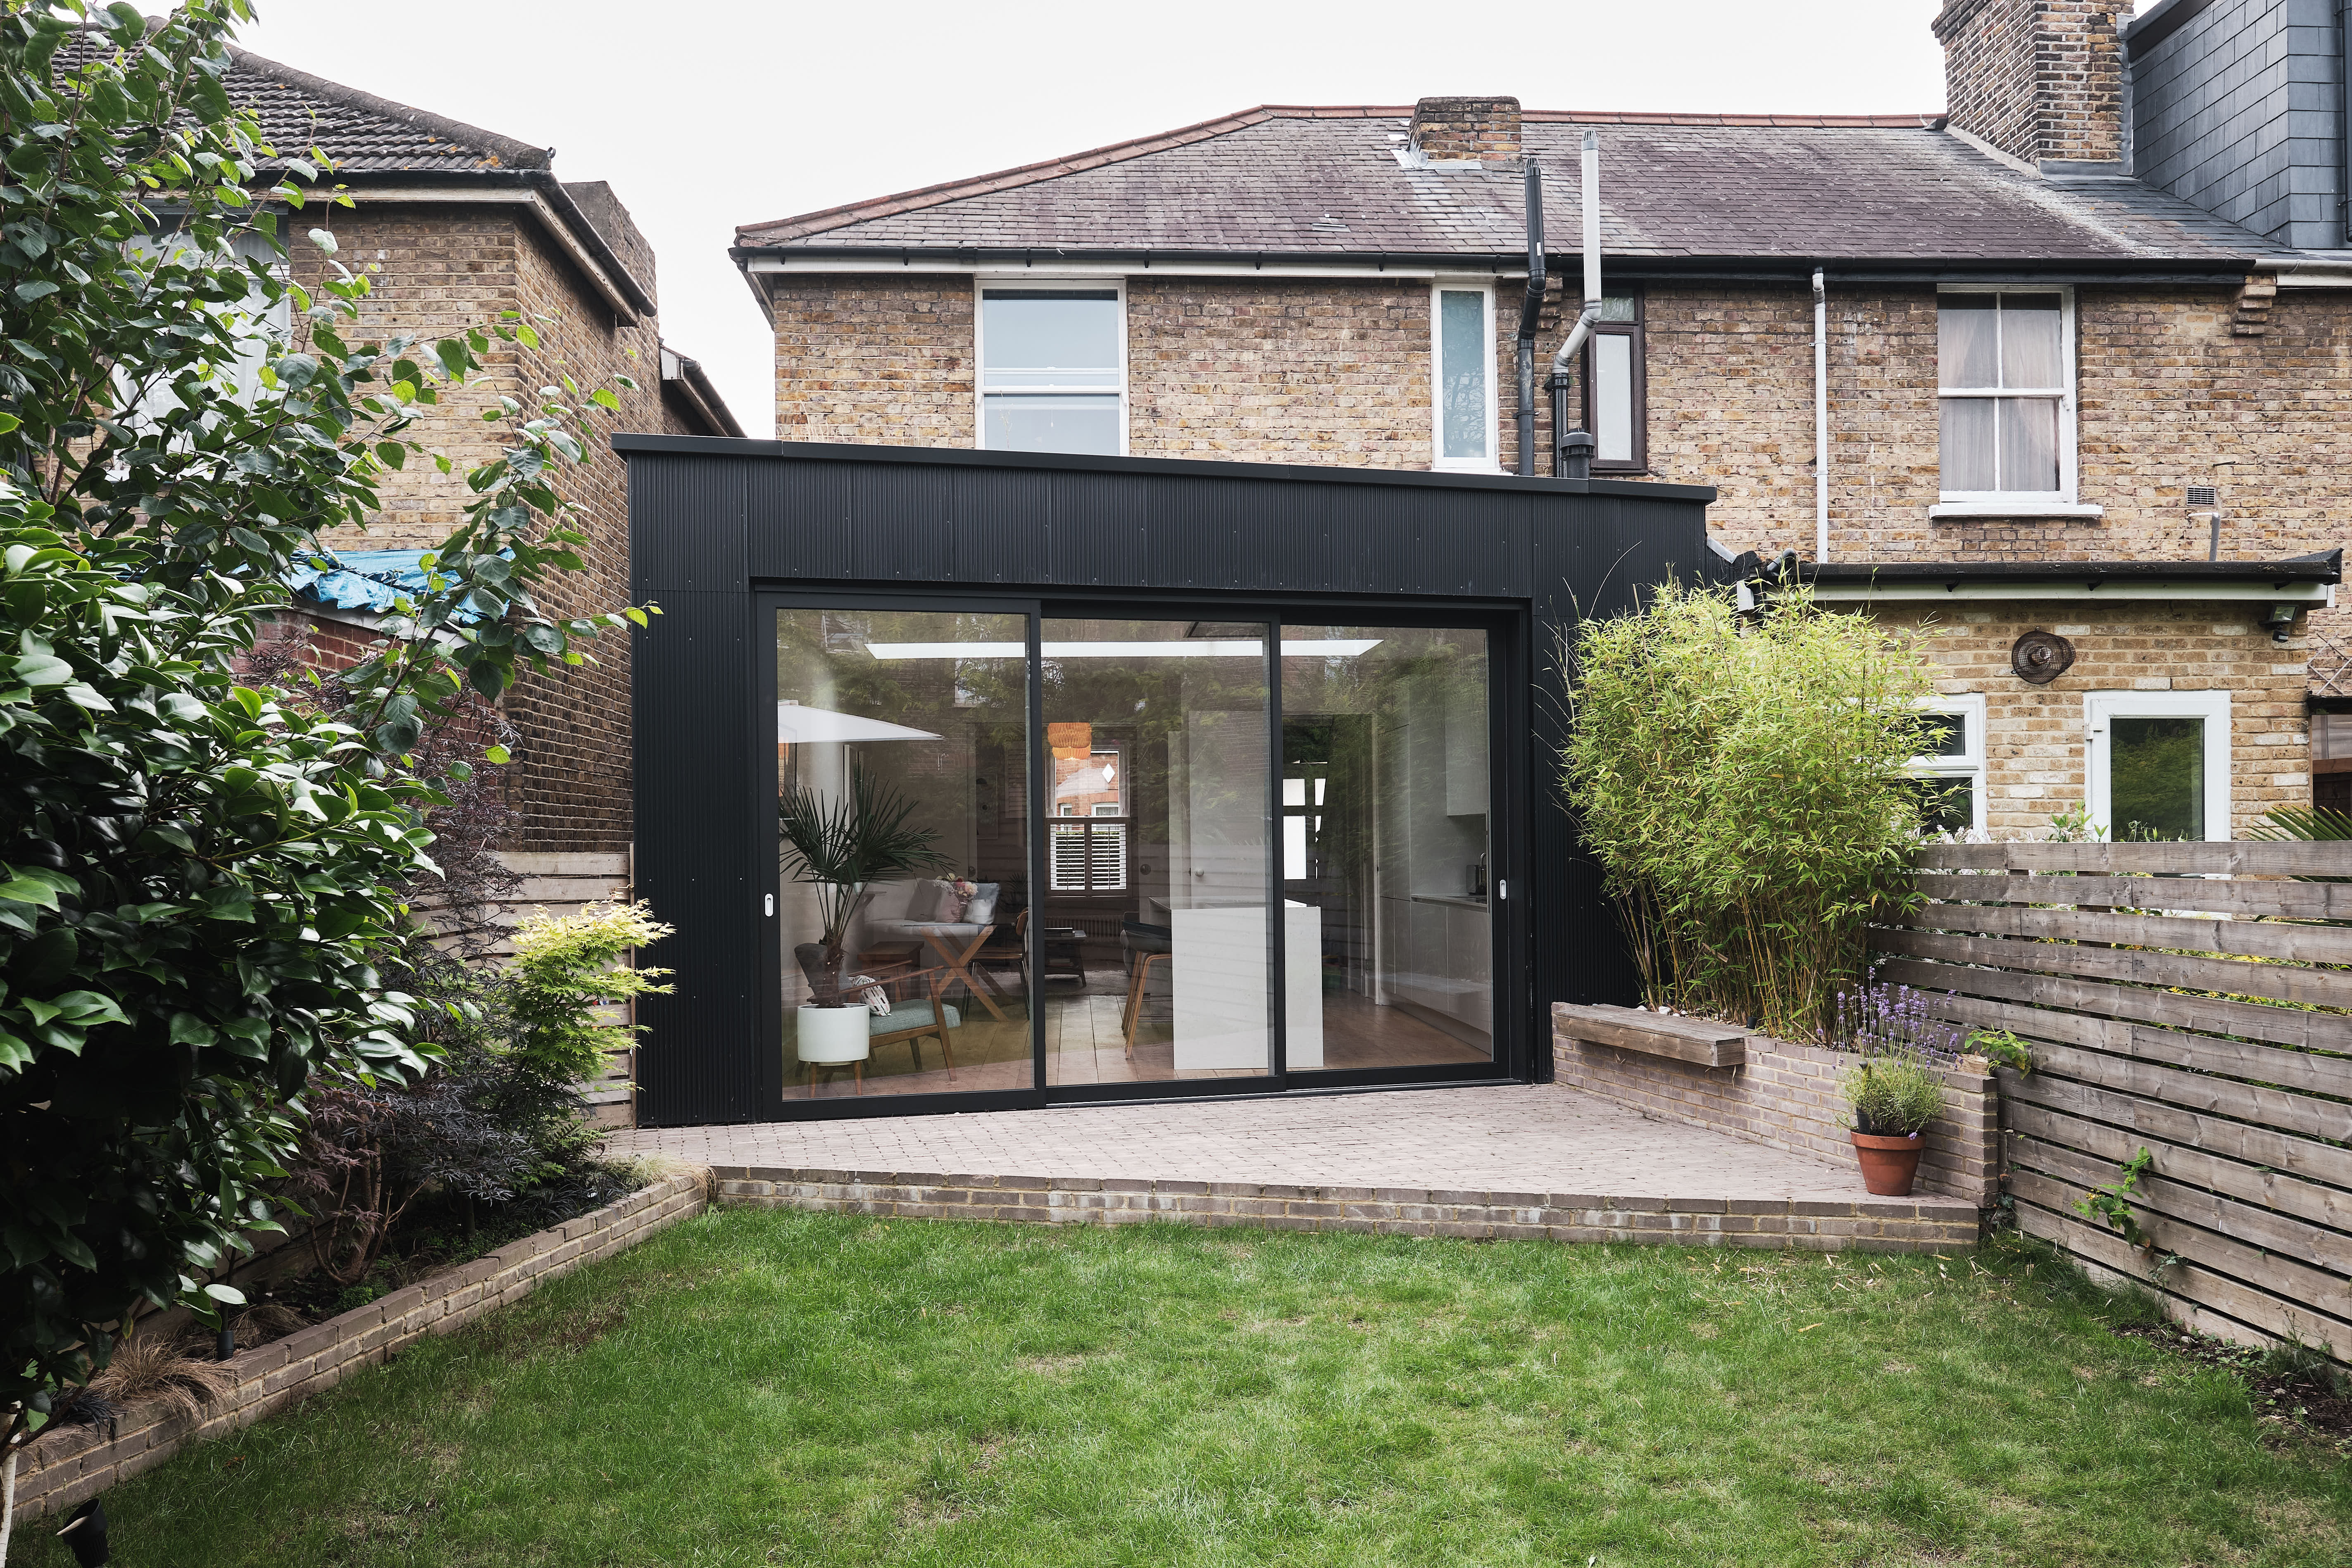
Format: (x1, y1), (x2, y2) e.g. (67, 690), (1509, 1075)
(170, 43), (745, 856)
(727, 0), (2348, 842)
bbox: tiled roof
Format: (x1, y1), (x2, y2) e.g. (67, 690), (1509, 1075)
(737, 107), (2274, 267)
(55, 29), (546, 174)
(219, 45), (550, 175)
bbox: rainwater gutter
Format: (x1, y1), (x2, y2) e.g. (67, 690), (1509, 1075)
(1546, 129), (1602, 477)
(1514, 162), (1545, 478)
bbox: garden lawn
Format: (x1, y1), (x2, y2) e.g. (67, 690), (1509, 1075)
(26, 1209), (2351, 1568)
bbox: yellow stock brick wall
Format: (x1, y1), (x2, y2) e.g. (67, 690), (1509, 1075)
(290, 202), (683, 852)
(1865, 599), (2313, 836)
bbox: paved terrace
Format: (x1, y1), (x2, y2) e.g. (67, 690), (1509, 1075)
(609, 1084), (1981, 1253)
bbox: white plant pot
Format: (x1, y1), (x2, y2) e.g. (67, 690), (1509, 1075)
(796, 1004), (871, 1064)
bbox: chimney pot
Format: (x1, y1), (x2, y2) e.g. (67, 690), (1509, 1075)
(1409, 96), (1522, 164)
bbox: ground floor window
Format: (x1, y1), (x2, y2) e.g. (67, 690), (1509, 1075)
(2085, 690), (2231, 842)
(1907, 693), (1986, 835)
(770, 605), (1501, 1105)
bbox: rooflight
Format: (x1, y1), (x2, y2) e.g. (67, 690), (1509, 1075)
(862, 639), (1383, 661)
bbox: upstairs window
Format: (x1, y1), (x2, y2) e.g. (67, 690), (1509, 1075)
(1582, 293), (1647, 472)
(1432, 283), (1496, 470)
(978, 287), (1124, 455)
(1938, 290), (2074, 505)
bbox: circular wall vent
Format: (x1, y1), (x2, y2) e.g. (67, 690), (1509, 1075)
(2011, 631), (2076, 685)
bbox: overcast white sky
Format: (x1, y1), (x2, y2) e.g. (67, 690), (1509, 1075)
(233, 0), (2148, 437)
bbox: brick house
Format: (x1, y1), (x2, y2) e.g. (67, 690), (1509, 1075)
(732, 0), (2349, 838)
(207, 45), (743, 854)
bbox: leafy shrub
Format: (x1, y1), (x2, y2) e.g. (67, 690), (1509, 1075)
(1560, 582), (1933, 1040)
(0, 0), (646, 1446)
(1968, 1027), (2035, 1075)
(503, 901), (674, 1169)
(1840, 1052), (1947, 1137)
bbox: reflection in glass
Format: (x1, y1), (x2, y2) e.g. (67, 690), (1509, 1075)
(1040, 621), (1273, 1085)
(1438, 289), (1489, 461)
(775, 609), (1030, 1100)
(2111, 716), (2206, 841)
(1283, 627), (1493, 1070)
(1593, 333), (1633, 462)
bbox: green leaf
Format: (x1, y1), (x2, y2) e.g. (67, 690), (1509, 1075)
(0, 876), (60, 910)
(484, 744), (512, 765)
(14, 280), (61, 303)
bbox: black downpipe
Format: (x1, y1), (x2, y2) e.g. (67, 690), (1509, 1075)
(1515, 163), (1545, 478)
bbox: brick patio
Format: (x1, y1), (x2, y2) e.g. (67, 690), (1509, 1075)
(607, 1083), (1983, 1252)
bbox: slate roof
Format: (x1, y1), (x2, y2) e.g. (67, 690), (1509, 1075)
(737, 107), (2277, 269)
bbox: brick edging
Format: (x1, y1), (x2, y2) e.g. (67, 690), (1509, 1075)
(11, 1170), (710, 1522)
(712, 1166), (1980, 1255)
(1551, 1007), (2002, 1205)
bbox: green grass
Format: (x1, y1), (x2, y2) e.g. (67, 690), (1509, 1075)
(24, 1210), (2351, 1566)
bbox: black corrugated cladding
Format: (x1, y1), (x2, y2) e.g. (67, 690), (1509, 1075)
(621, 436), (1716, 1128)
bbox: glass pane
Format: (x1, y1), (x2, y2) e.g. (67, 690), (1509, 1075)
(1919, 712), (1968, 758)
(1040, 620), (1272, 1085)
(981, 291), (1121, 379)
(1938, 295), (1998, 390)
(1597, 295), (1638, 323)
(1593, 333), (1634, 462)
(776, 608), (1031, 1102)
(2110, 716), (2207, 841)
(1908, 774), (1975, 835)
(1281, 626), (1493, 1070)
(983, 393), (1121, 455)
(1939, 397), (1997, 491)
(1438, 290), (1490, 461)
(1999, 293), (2064, 387)
(1997, 397), (2060, 493)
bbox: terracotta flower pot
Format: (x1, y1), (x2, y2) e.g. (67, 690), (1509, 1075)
(1850, 1130), (1924, 1197)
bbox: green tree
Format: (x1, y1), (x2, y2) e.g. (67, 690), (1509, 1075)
(1560, 583), (1932, 1040)
(0, 0), (650, 1473)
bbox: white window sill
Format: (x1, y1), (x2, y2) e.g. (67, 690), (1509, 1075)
(1433, 461), (1504, 475)
(1930, 500), (2105, 520)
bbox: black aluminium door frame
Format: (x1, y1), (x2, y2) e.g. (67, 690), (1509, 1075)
(752, 584), (1532, 1123)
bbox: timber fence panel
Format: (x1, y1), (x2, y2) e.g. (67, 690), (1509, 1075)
(1872, 844), (2352, 1361)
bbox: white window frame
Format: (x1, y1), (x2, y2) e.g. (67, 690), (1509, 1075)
(973, 277), (1128, 456)
(1907, 692), (1988, 834)
(1931, 285), (2097, 519)
(2084, 689), (2232, 843)
(1430, 279), (1499, 473)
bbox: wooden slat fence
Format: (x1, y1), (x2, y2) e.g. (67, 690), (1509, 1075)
(417, 850), (639, 1125)
(1873, 840), (2352, 1360)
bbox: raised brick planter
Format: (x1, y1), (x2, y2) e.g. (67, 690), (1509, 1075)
(712, 1166), (1979, 1254)
(1552, 1004), (2000, 1205)
(10, 1171), (708, 1523)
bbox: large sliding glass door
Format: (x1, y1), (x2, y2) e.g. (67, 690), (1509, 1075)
(773, 607), (1031, 1102)
(1281, 626), (1494, 1071)
(1038, 619), (1275, 1086)
(765, 597), (1508, 1114)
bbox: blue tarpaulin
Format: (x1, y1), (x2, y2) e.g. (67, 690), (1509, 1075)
(283, 549), (431, 613)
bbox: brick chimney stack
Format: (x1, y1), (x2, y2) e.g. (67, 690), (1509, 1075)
(1932, 0), (2126, 168)
(1409, 96), (1522, 163)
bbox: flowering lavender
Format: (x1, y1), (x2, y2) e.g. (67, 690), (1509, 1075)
(1834, 966), (1968, 1064)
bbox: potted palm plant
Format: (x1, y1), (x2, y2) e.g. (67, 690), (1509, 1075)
(779, 765), (952, 1066)
(1840, 1051), (1947, 1196)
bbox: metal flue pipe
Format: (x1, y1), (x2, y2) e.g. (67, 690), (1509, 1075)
(1514, 161), (1545, 478)
(1549, 129), (1602, 476)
